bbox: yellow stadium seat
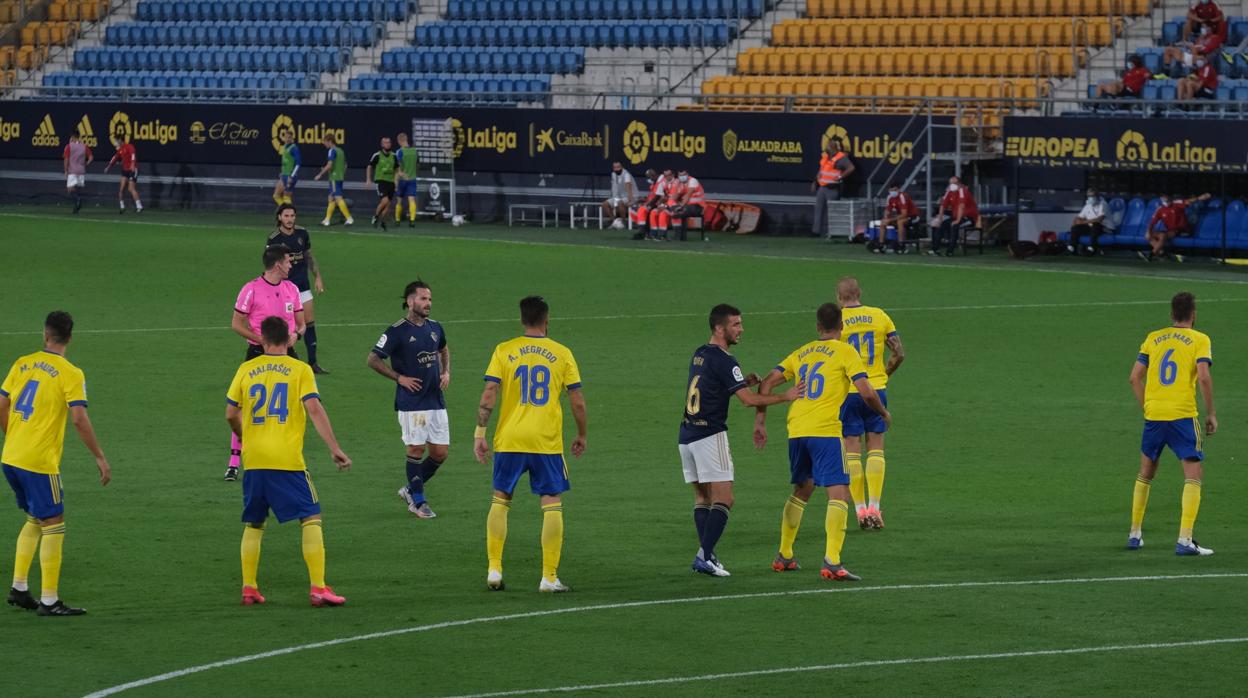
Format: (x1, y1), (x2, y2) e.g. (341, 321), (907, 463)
(761, 51), (778, 74)
(949, 0), (967, 15)
(796, 51), (814, 75)
(879, 24), (898, 46)
(48, 2), (65, 20)
(927, 24), (945, 45)
(1008, 52), (1027, 75)
(845, 53), (862, 74)
(893, 52), (912, 75)
(812, 52), (831, 74)
(781, 51), (800, 74)
(858, 24), (878, 45)
(797, 23), (816, 46)
(772, 24), (790, 45)
(976, 53), (994, 76)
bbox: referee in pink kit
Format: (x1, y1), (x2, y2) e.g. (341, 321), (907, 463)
(223, 244), (307, 482)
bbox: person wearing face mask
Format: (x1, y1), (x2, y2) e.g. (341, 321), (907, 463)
(810, 139), (854, 236)
(1068, 189), (1108, 256)
(603, 161), (635, 230)
(1162, 24), (1223, 77)
(1096, 55), (1152, 100)
(929, 176), (978, 257)
(631, 168), (663, 240)
(1177, 52), (1219, 101)
(650, 168), (682, 241)
(877, 183), (919, 254)
(1182, 0), (1225, 48)
(1141, 193), (1212, 262)
(668, 170), (706, 241)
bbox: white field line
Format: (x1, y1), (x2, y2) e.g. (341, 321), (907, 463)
(441, 636), (1248, 698)
(4, 210), (1248, 286)
(81, 572), (1248, 697)
(6, 298), (1248, 338)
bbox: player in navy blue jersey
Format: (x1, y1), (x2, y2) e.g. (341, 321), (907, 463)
(268, 204), (328, 374)
(679, 304), (803, 577)
(367, 280), (451, 519)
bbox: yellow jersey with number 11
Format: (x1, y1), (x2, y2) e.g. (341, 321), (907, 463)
(841, 304), (897, 393)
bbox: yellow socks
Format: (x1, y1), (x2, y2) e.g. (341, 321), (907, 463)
(409, 202), (417, 221)
(336, 200), (351, 219)
(541, 503), (563, 583)
(281, 195), (293, 205)
(825, 500), (849, 565)
(1179, 479), (1201, 540)
(272, 192), (284, 205)
(39, 522), (65, 604)
(394, 201), (402, 221)
(866, 450), (886, 509)
(12, 516), (41, 591)
(778, 495), (806, 558)
(325, 201), (336, 221)
(241, 524), (264, 588)
(487, 496), (511, 573)
(847, 452), (865, 515)
(301, 519), (326, 588)
(1130, 476), (1151, 535)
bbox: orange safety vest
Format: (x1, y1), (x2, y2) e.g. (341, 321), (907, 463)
(817, 152), (845, 186)
(684, 177), (705, 205)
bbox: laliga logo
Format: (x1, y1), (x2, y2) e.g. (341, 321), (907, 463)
(450, 118), (466, 158)
(722, 129), (738, 161)
(822, 123), (912, 164)
(271, 114), (344, 151)
(820, 125), (850, 152)
(622, 120), (650, 164)
(271, 114), (295, 151)
(109, 111), (178, 145)
(448, 118), (517, 156)
(1117, 130), (1149, 162)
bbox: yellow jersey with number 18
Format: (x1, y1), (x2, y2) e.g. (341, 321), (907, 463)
(841, 304), (897, 393)
(0, 351), (88, 475)
(1137, 326), (1212, 421)
(776, 339), (867, 439)
(484, 335), (582, 455)
(226, 354), (319, 471)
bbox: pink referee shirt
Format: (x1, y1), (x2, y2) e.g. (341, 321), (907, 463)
(235, 276), (303, 345)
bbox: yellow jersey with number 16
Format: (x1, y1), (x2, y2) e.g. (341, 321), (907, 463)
(1137, 326), (1212, 421)
(484, 335), (582, 455)
(0, 351), (88, 475)
(776, 339), (867, 439)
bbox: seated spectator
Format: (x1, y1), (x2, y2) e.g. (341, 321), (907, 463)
(604, 161), (635, 229)
(630, 168), (666, 240)
(648, 168), (680, 241)
(1162, 25), (1223, 76)
(1140, 193), (1212, 262)
(876, 182), (919, 254)
(929, 176), (978, 257)
(1177, 53), (1218, 101)
(1068, 189), (1107, 256)
(1182, 0), (1225, 45)
(669, 169), (705, 241)
(1096, 55), (1152, 100)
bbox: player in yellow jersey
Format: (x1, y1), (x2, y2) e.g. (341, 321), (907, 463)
(755, 303), (890, 581)
(836, 277), (905, 530)
(1127, 292), (1216, 556)
(226, 317), (352, 607)
(1, 311), (110, 616)
(474, 296), (587, 593)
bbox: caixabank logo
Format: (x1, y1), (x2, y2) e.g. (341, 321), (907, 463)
(0, 117), (20, 143)
(1115, 129), (1217, 167)
(821, 123), (913, 164)
(109, 111), (178, 145)
(620, 120), (705, 165)
(31, 114), (60, 147)
(270, 114), (345, 153)
(449, 118), (517, 157)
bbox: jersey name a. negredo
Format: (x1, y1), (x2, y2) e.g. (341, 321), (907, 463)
(373, 318), (448, 412)
(679, 344), (747, 445)
(266, 227), (312, 290)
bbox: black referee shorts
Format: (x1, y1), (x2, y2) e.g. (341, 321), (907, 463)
(245, 344), (300, 361)
(376, 180), (396, 199)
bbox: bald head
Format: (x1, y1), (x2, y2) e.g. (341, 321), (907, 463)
(836, 277), (861, 304)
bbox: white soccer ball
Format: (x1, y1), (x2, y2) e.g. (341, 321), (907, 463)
(451, 214), (465, 226)
(611, 219), (625, 230)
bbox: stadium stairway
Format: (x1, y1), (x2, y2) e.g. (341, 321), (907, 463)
(315, 1), (434, 102)
(8, 0), (132, 93)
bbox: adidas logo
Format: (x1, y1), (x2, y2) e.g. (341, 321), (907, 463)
(77, 115), (98, 147)
(31, 114), (59, 147)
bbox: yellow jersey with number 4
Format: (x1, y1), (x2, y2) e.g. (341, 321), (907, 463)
(484, 335), (582, 455)
(841, 304), (897, 392)
(1137, 326), (1212, 421)
(776, 339), (867, 439)
(226, 354), (319, 471)
(0, 351), (88, 475)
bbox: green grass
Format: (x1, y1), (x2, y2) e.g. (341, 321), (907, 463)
(1, 207), (1247, 697)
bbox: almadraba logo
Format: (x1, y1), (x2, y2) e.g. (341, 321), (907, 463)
(109, 111), (178, 145)
(621, 120), (705, 165)
(722, 128), (802, 163)
(821, 124), (913, 164)
(270, 114), (345, 153)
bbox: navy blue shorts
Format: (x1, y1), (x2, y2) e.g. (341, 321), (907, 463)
(120, 169), (138, 182)
(242, 469), (321, 523)
(840, 389), (888, 437)
(788, 437), (848, 487)
(397, 180), (418, 198)
(493, 452), (570, 496)
(281, 174), (298, 190)
(327, 180), (345, 198)
(1141, 418), (1203, 462)
(3, 464), (63, 519)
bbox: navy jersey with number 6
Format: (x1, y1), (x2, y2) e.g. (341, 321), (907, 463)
(679, 344), (747, 444)
(371, 318), (447, 411)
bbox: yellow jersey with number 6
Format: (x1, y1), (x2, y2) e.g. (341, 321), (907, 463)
(1137, 327), (1212, 421)
(484, 335), (582, 454)
(776, 339), (867, 438)
(1, 351), (88, 475)
(841, 304), (897, 392)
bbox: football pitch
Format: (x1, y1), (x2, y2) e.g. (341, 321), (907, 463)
(2, 207), (1247, 696)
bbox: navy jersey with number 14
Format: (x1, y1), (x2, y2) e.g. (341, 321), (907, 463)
(679, 344), (747, 445)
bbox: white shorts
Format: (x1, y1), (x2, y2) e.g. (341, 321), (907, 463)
(679, 431), (734, 484)
(398, 409), (450, 446)
(67, 174), (85, 188)
(1182, 51), (1194, 67)
(299, 289), (314, 304)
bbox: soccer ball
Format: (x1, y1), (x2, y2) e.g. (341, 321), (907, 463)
(611, 219), (625, 230)
(451, 215), (465, 226)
